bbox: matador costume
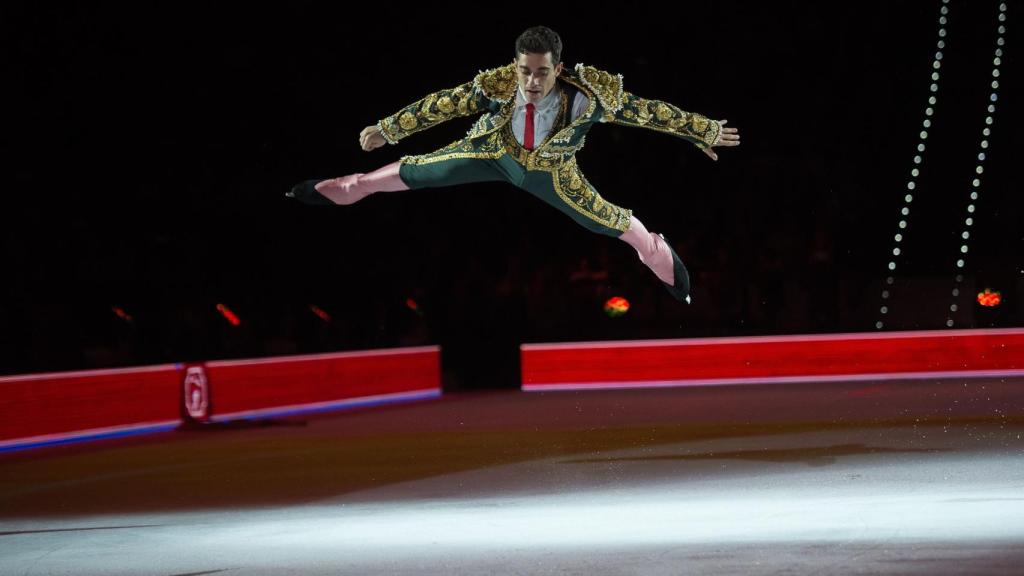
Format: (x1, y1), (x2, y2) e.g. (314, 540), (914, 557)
(289, 63), (724, 303)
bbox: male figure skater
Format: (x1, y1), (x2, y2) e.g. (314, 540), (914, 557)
(288, 26), (740, 303)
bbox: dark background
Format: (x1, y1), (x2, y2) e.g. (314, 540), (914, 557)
(3, 2), (1020, 389)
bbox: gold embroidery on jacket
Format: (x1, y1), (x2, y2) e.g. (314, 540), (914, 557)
(551, 158), (631, 232)
(574, 64), (625, 114)
(377, 80), (483, 144)
(473, 64), (517, 103)
(610, 91), (720, 149)
(400, 132), (506, 166)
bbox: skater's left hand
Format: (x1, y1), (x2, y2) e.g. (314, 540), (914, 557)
(359, 125), (388, 151)
(703, 119), (740, 161)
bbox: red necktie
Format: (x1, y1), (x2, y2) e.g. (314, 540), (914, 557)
(523, 103), (535, 150)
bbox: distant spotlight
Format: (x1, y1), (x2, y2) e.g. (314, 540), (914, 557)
(309, 304), (332, 323)
(216, 303), (241, 326)
(603, 296), (630, 318)
(406, 298), (423, 316)
(111, 306), (133, 323)
(977, 289), (1002, 308)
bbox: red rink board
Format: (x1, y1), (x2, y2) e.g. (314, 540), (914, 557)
(521, 329), (1024, 391)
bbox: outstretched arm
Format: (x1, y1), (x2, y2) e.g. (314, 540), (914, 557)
(701, 119), (740, 161)
(609, 91), (739, 160)
(366, 80), (487, 149)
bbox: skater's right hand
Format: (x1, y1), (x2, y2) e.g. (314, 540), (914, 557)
(359, 126), (387, 151)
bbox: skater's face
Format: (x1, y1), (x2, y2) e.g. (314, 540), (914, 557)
(514, 52), (563, 103)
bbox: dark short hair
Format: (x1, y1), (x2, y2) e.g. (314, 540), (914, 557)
(515, 26), (563, 65)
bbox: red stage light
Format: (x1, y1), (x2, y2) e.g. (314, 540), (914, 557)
(111, 306), (133, 323)
(406, 298), (423, 316)
(977, 289), (1001, 307)
(604, 296), (630, 317)
(310, 304), (332, 323)
(216, 303), (241, 326)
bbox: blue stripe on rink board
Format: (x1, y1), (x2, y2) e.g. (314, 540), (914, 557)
(0, 390), (442, 453)
(208, 389), (443, 423)
(0, 422), (182, 454)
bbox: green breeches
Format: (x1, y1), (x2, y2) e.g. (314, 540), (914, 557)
(398, 147), (632, 238)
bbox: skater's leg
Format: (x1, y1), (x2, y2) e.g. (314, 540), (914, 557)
(288, 140), (509, 205)
(618, 214), (674, 284)
(519, 159), (691, 302)
(286, 159), (405, 206)
(312, 160), (408, 205)
(518, 159), (632, 237)
(618, 214), (691, 302)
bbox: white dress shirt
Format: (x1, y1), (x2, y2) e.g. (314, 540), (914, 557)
(511, 85), (590, 148)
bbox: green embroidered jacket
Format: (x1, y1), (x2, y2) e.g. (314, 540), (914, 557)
(376, 63), (721, 172)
